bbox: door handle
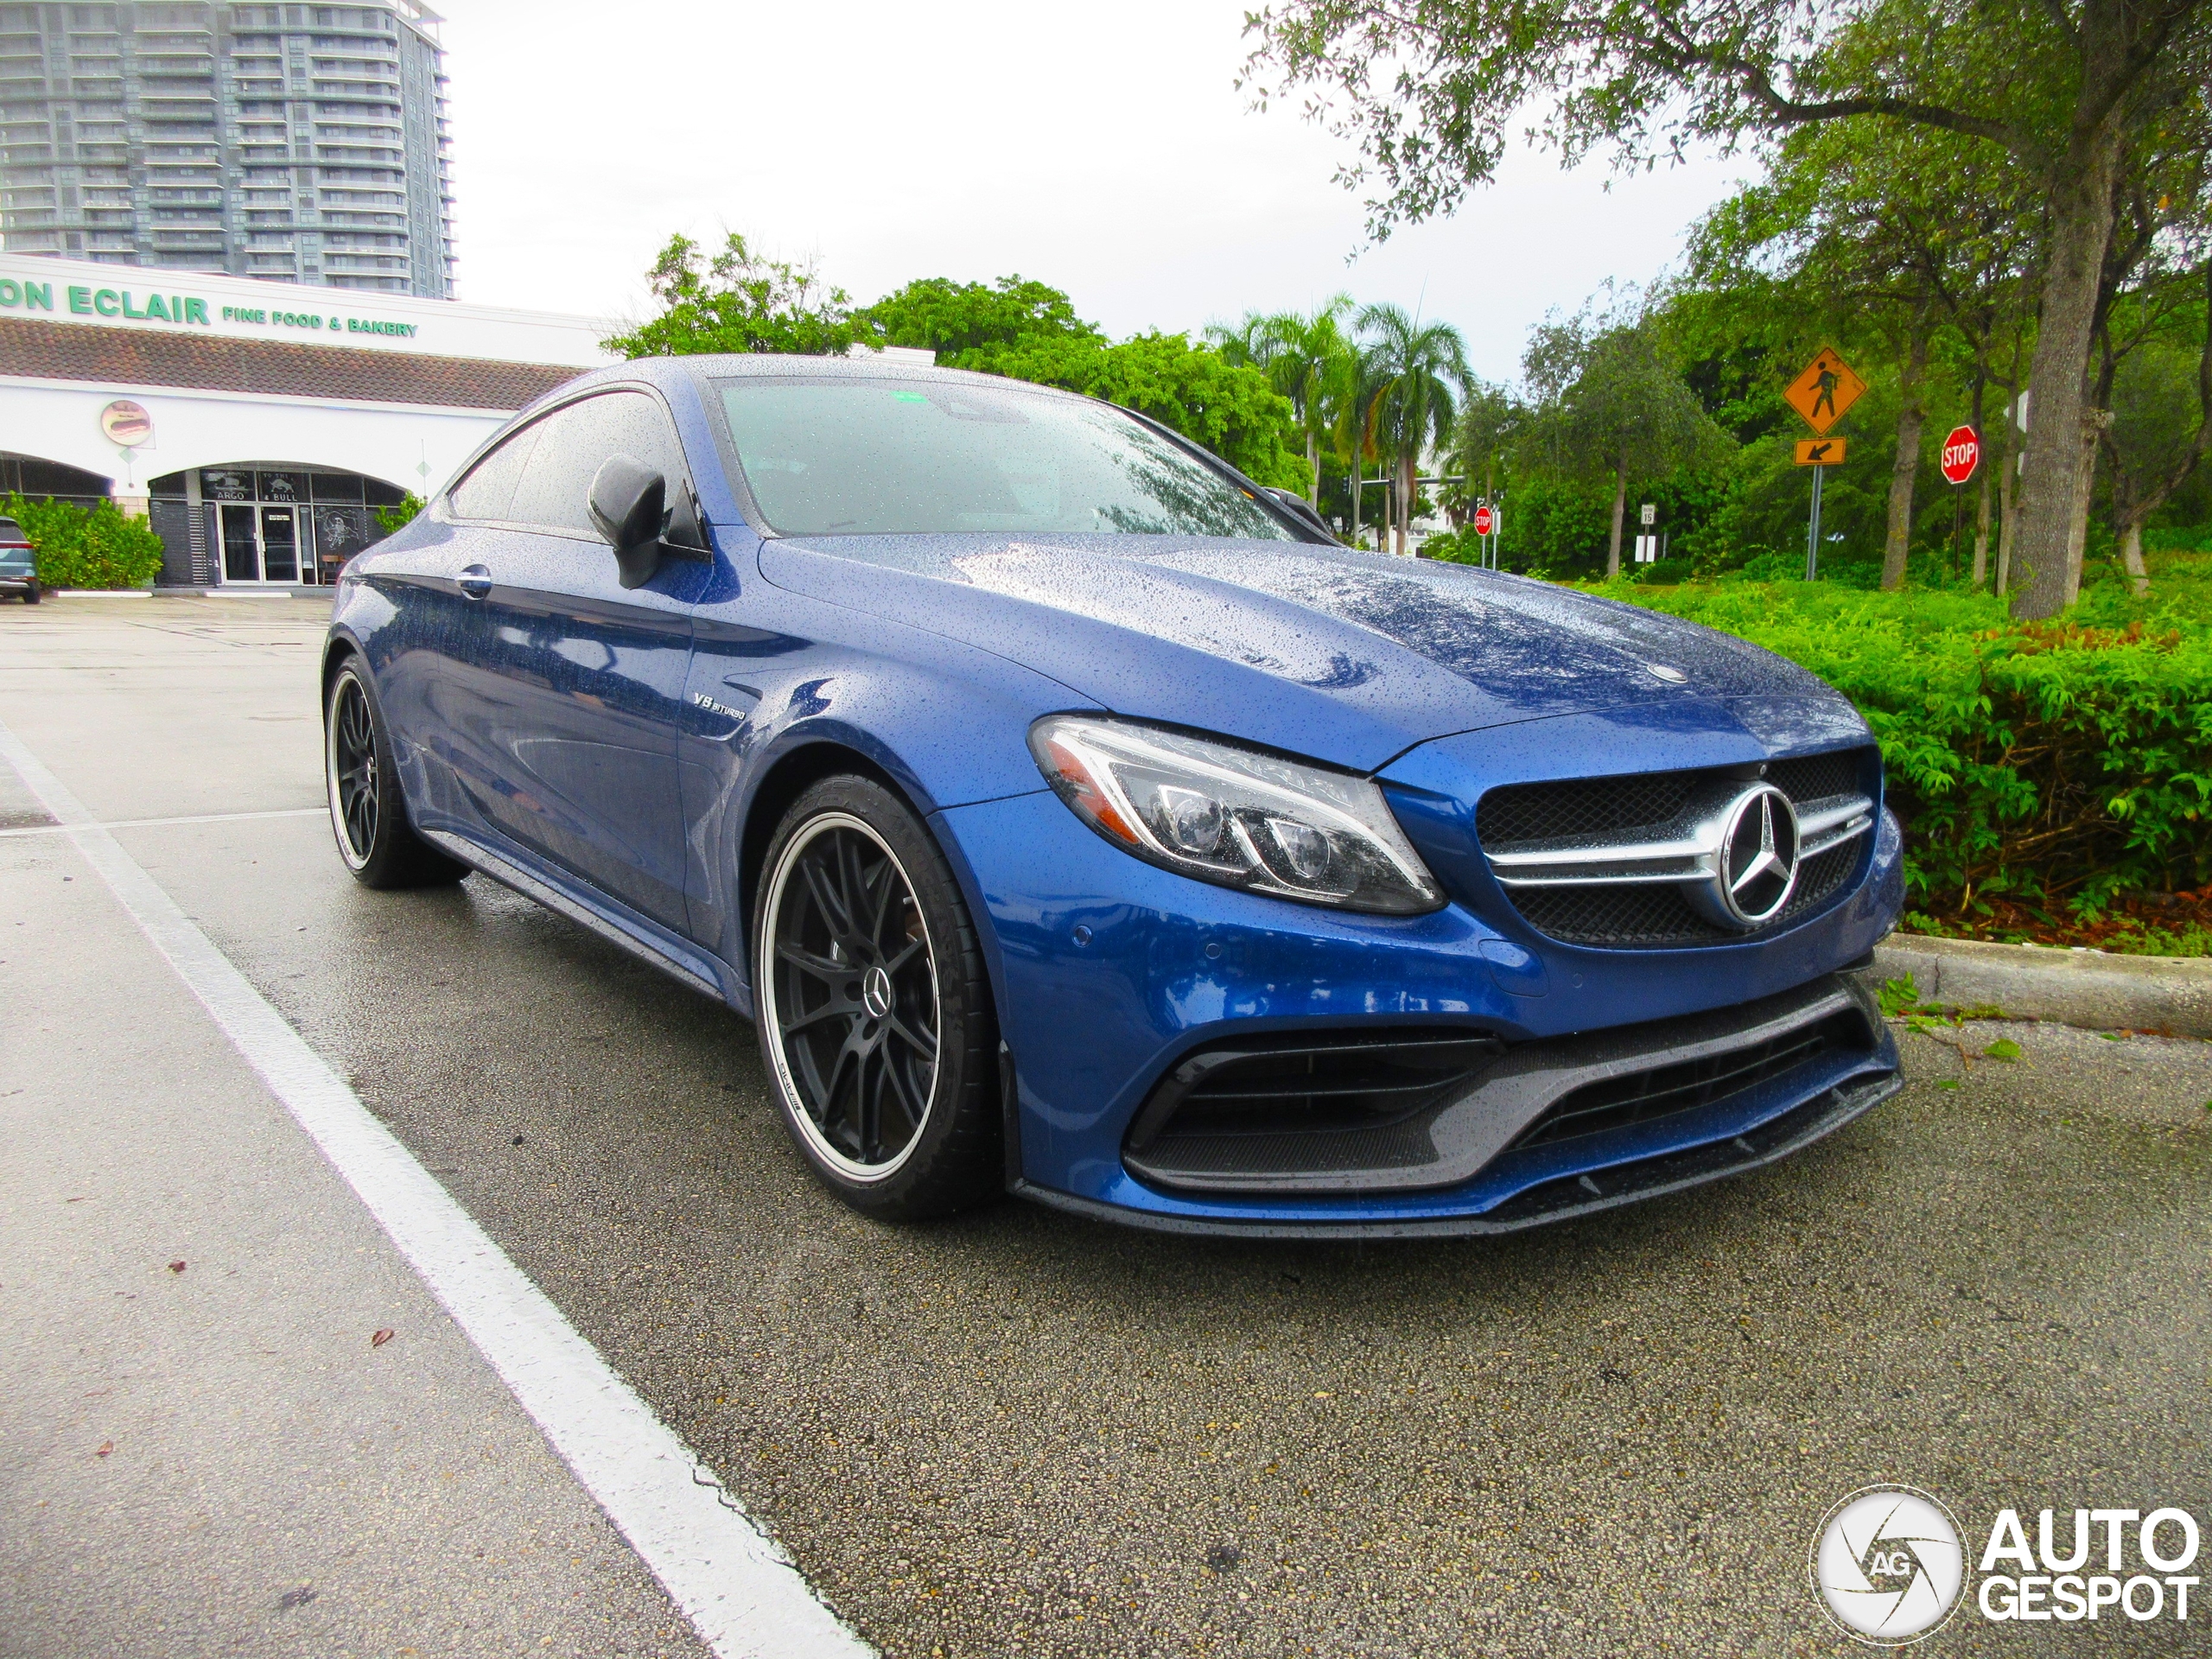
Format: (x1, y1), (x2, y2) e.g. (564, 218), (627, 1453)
(457, 564), (492, 600)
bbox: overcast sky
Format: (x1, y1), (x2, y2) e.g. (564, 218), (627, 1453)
(437, 0), (1746, 384)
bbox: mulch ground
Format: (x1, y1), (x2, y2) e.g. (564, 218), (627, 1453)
(1906, 885), (2212, 956)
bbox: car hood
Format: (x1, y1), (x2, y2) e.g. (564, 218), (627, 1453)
(756, 532), (1853, 771)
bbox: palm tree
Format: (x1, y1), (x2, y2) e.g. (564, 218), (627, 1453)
(1208, 298), (1360, 508)
(1357, 303), (1471, 555)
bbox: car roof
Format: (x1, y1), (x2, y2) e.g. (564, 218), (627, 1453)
(564, 352), (1088, 403)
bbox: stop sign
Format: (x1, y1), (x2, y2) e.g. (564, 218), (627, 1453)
(1472, 504), (1495, 536)
(1940, 425), (1980, 485)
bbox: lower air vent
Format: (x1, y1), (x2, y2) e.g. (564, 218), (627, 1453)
(1507, 1008), (1868, 1148)
(1124, 1029), (1502, 1189)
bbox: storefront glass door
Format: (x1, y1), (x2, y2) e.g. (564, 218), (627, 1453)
(258, 505), (299, 582)
(220, 504), (260, 582)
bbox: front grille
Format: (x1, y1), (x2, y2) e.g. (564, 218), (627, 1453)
(1476, 771), (1699, 847)
(1477, 748), (1874, 949)
(1510, 836), (1860, 947)
(1508, 1009), (1864, 1148)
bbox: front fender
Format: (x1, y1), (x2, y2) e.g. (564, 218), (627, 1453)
(679, 584), (1092, 989)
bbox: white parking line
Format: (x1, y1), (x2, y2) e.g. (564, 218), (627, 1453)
(0, 805), (327, 837)
(0, 715), (871, 1659)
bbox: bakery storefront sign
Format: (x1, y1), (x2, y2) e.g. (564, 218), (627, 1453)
(0, 270), (418, 342)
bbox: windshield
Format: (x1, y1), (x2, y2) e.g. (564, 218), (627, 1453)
(716, 377), (1299, 541)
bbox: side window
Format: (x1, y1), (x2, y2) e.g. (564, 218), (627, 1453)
(506, 391), (687, 537)
(447, 423), (540, 520)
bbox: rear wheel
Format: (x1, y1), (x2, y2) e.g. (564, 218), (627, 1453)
(22, 586), (37, 604)
(325, 655), (467, 888)
(753, 776), (1000, 1219)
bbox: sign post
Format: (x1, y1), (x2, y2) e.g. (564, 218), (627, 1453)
(1784, 346), (1866, 580)
(1471, 501), (1495, 567)
(1939, 423), (1980, 582)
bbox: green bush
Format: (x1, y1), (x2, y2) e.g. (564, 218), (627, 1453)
(1599, 569), (2212, 921)
(3, 492), (165, 590)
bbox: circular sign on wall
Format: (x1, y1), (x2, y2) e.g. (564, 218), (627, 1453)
(100, 399), (153, 448)
(1939, 425), (1980, 486)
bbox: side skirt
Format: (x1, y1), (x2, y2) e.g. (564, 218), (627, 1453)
(420, 828), (734, 1006)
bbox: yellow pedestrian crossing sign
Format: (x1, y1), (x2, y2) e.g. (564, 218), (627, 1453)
(1785, 347), (1866, 436)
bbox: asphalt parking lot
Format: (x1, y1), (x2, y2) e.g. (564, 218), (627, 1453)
(5, 597), (2208, 1657)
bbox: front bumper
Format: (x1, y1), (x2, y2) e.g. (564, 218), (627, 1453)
(938, 772), (1905, 1234)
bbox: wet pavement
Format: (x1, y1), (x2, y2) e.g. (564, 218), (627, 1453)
(5, 597), (2207, 1656)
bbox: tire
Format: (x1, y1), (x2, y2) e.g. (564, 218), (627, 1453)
(325, 654), (468, 889)
(753, 775), (1000, 1219)
(22, 587), (36, 604)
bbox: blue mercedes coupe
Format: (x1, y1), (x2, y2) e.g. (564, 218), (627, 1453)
(321, 354), (1904, 1236)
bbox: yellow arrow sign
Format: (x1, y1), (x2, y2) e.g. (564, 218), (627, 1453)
(1795, 437), (1847, 466)
(1785, 346), (1866, 435)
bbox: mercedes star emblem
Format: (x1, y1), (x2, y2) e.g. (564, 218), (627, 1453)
(1710, 784), (1801, 927)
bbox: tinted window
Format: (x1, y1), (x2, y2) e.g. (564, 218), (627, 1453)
(507, 391), (687, 537)
(448, 424), (540, 521)
(716, 378), (1298, 540)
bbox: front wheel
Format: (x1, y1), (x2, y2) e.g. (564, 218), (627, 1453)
(325, 655), (467, 888)
(753, 776), (1001, 1220)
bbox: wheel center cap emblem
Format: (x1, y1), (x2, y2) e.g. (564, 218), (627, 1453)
(1712, 784), (1801, 928)
(861, 964), (894, 1020)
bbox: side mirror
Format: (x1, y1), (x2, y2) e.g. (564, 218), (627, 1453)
(588, 454), (709, 590)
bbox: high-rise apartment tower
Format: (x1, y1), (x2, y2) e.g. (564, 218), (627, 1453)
(0, 1), (454, 296)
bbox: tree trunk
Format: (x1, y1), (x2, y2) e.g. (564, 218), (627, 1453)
(1307, 431), (1321, 509)
(1881, 328), (1929, 590)
(2119, 520), (2149, 595)
(2062, 411), (2106, 606)
(1402, 452), (1418, 555)
(2010, 119), (2126, 618)
(1350, 458), (1362, 546)
(1972, 466), (1992, 588)
(1606, 453), (1627, 579)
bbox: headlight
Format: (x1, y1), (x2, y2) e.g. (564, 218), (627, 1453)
(1028, 715), (1445, 916)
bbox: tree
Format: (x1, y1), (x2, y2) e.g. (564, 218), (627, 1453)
(982, 330), (1306, 489)
(1445, 378), (1521, 527)
(605, 233), (868, 358)
(1522, 305), (1732, 576)
(857, 276), (1101, 362)
(1690, 117), (2043, 590)
(2100, 262), (2211, 592)
(1243, 0), (2212, 614)
(1357, 302), (1468, 553)
(1207, 297), (1360, 506)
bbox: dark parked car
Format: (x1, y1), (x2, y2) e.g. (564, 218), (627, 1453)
(322, 356), (1904, 1235)
(0, 518), (38, 602)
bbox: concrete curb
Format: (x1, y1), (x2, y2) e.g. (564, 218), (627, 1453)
(1865, 933), (2212, 1039)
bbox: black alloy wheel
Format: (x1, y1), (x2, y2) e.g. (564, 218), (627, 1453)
(754, 776), (1000, 1218)
(323, 656), (468, 889)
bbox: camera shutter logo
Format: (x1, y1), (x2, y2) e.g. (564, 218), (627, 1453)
(1810, 1485), (1966, 1643)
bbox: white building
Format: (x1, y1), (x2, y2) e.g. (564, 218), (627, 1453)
(0, 251), (613, 585)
